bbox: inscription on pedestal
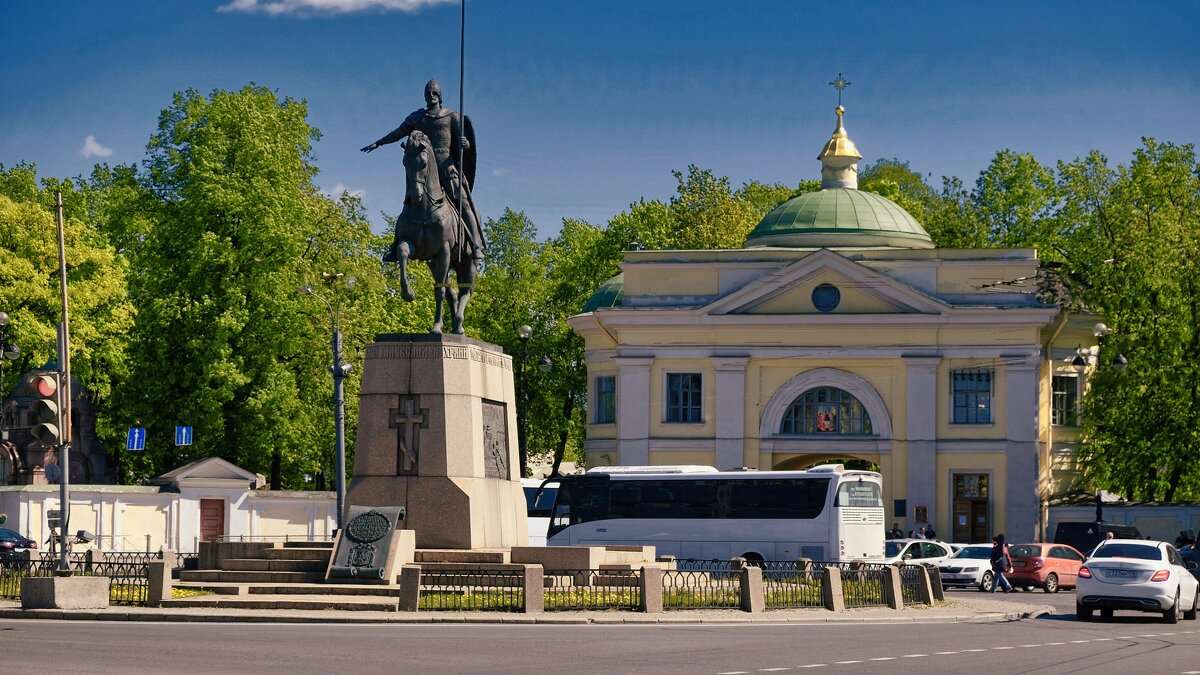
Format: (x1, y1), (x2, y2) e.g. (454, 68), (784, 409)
(482, 400), (508, 479)
(389, 395), (428, 476)
(328, 506), (405, 581)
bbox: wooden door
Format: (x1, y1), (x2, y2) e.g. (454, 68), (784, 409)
(200, 499), (225, 542)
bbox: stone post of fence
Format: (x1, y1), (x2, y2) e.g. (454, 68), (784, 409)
(821, 565), (845, 612)
(883, 563), (903, 609)
(925, 563), (945, 601)
(639, 566), (663, 613)
(398, 564), (421, 611)
(523, 564), (545, 613)
(918, 564), (935, 605)
(735, 562), (764, 613)
(146, 549), (174, 607)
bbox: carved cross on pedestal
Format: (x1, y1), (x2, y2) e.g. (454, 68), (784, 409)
(389, 395), (428, 475)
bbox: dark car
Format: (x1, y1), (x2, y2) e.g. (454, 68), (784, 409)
(0, 527), (37, 561)
(1053, 522), (1141, 557)
(1183, 547), (1200, 582)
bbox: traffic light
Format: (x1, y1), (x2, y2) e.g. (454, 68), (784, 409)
(31, 372), (64, 446)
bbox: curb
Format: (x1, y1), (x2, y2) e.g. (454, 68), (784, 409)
(0, 604), (1056, 625)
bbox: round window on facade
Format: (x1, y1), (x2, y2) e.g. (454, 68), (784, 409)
(812, 283), (841, 312)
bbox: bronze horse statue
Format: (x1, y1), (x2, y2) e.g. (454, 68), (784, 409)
(386, 130), (477, 334)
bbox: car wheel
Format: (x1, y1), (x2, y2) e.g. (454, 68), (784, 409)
(1163, 590), (1180, 624)
(1044, 573), (1059, 593)
(1185, 588), (1199, 621)
(980, 571), (993, 592)
(1076, 601), (1092, 622)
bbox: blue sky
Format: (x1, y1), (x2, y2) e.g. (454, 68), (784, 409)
(2, 1), (1197, 239)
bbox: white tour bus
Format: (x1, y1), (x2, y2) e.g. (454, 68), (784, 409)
(546, 464), (885, 562)
(522, 477), (559, 546)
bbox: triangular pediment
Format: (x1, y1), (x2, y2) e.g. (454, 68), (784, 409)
(704, 249), (948, 316)
(152, 457), (263, 488)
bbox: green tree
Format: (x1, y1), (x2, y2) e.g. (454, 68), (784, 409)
(1065, 140), (1200, 500)
(973, 150), (1059, 251)
(109, 86), (382, 487)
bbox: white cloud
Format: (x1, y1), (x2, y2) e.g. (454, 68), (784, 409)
(491, 167), (509, 177)
(322, 183), (366, 199)
(80, 135), (113, 158)
(217, 0), (454, 16)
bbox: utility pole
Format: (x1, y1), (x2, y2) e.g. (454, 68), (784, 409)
(54, 192), (73, 576)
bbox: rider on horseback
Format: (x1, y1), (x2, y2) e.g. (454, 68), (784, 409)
(361, 79), (485, 263)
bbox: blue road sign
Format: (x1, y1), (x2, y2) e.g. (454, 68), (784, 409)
(126, 427), (146, 451)
(175, 425), (193, 446)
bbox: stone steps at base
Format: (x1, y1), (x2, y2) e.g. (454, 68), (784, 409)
(282, 541), (334, 550)
(162, 594), (399, 612)
(221, 558), (327, 573)
(264, 548), (333, 562)
(179, 570), (327, 584)
(174, 582), (403, 597)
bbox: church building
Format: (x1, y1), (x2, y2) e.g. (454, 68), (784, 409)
(567, 102), (1099, 543)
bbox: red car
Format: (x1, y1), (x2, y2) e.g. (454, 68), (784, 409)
(1006, 542), (1086, 593)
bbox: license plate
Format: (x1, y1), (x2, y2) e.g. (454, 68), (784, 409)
(1013, 561), (1026, 567)
(1105, 569), (1136, 578)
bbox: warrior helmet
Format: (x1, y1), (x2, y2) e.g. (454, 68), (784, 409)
(424, 79), (442, 102)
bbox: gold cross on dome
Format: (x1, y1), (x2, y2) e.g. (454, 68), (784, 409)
(829, 73), (851, 106)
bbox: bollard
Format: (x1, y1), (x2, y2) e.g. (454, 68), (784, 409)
(822, 565), (845, 612)
(925, 563), (945, 601)
(398, 564), (421, 611)
(639, 566), (664, 613)
(883, 564), (903, 610)
(147, 549), (174, 607)
(917, 564), (935, 605)
(523, 564), (545, 613)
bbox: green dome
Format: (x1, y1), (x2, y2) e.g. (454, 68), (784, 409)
(581, 273), (624, 312)
(746, 188), (934, 249)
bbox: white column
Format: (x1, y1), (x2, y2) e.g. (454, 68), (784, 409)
(904, 356), (940, 528)
(713, 356), (750, 470)
(1005, 360), (1040, 541)
(615, 356), (653, 465)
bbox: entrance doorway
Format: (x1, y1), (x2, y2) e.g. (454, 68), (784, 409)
(200, 499), (225, 542)
(952, 473), (990, 543)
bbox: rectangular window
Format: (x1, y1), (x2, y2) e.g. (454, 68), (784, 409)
(1051, 375), (1079, 426)
(594, 375), (616, 424)
(951, 368), (992, 424)
(666, 373), (703, 423)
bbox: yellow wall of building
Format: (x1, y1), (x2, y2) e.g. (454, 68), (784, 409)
(257, 503), (315, 538)
(648, 450), (716, 466)
(121, 504), (168, 551)
(624, 268), (718, 297)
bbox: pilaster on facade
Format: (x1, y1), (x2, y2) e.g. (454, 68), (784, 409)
(904, 355), (941, 526)
(712, 355), (750, 470)
(1005, 358), (1041, 540)
(614, 356), (654, 465)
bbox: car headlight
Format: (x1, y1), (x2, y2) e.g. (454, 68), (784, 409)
(963, 567), (978, 572)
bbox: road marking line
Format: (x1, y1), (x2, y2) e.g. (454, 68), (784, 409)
(1045, 642), (1066, 646)
(962, 649), (987, 652)
(900, 654), (927, 658)
(869, 658), (896, 662)
(796, 665), (826, 669)
(1140, 634), (1159, 637)
(1115, 636), (1133, 639)
(992, 646), (1015, 650)
(834, 661), (861, 665)
(933, 651), (958, 655)
(1070, 640), (1090, 644)
(1095, 638), (1114, 641)
(760, 669), (791, 672)
(717, 672), (748, 674)
(1160, 632), (1176, 636)
(1019, 644), (1042, 648)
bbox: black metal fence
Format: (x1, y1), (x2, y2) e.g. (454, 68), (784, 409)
(899, 564), (926, 605)
(823, 561), (890, 608)
(0, 552), (152, 606)
(761, 561), (825, 610)
(543, 569), (641, 611)
(663, 566), (741, 610)
(418, 569), (524, 611)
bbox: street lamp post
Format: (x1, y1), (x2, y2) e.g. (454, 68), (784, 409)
(300, 286), (352, 533)
(517, 324), (532, 478)
(0, 312), (21, 439)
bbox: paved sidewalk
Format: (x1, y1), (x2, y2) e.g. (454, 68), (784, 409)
(0, 596), (1054, 624)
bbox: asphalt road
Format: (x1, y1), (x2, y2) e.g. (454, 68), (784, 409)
(2, 598), (1198, 675)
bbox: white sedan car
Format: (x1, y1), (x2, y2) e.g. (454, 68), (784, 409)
(1076, 539), (1200, 623)
(883, 539), (954, 566)
(938, 544), (995, 591)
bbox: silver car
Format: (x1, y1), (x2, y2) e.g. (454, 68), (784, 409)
(1076, 539), (1200, 623)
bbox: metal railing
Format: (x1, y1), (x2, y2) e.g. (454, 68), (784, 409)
(418, 569), (524, 611)
(544, 569), (641, 611)
(663, 567), (741, 610)
(0, 552), (151, 606)
(899, 564), (926, 605)
(213, 534), (335, 544)
(822, 561), (889, 608)
(761, 561), (825, 610)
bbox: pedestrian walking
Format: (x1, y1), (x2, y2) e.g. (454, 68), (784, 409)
(989, 534), (1013, 593)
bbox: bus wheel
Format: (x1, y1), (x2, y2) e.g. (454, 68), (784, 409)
(741, 552), (765, 565)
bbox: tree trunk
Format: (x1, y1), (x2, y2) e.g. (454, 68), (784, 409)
(550, 392), (574, 477)
(270, 450), (282, 490)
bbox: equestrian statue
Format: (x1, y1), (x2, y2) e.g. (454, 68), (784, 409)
(361, 79), (485, 335)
